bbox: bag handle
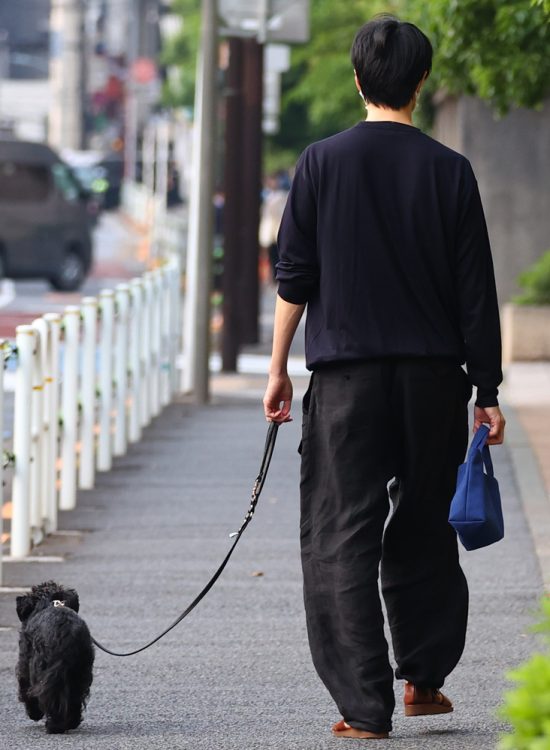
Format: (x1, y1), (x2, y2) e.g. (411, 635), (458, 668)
(468, 424), (494, 478)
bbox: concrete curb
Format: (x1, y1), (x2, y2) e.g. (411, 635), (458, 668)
(504, 402), (550, 590)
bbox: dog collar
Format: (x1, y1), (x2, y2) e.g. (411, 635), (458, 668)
(52, 600), (66, 608)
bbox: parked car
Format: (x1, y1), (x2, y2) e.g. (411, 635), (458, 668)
(0, 139), (94, 291)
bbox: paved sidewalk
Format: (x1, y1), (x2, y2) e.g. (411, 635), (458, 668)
(500, 363), (550, 589)
(502, 363), (550, 496)
(0, 368), (544, 750)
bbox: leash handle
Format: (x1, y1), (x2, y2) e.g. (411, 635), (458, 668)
(91, 422), (279, 657)
(230, 421), (278, 538)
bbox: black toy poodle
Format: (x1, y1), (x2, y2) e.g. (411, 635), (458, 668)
(16, 581), (94, 733)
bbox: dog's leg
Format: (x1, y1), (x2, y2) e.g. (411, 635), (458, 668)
(16, 635), (31, 703)
(24, 697), (44, 722)
(65, 699), (83, 731)
(45, 713), (67, 734)
(17, 638), (44, 721)
(44, 674), (84, 733)
(45, 700), (82, 734)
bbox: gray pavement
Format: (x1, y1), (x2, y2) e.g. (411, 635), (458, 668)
(0, 381), (544, 749)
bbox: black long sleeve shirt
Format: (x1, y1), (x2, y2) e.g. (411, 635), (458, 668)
(276, 121), (502, 407)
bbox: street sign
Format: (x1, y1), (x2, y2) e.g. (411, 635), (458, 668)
(218, 0), (309, 44)
(130, 57), (157, 85)
(263, 44), (290, 134)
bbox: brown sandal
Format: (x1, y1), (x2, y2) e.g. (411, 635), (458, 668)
(331, 720), (389, 739)
(404, 683), (453, 716)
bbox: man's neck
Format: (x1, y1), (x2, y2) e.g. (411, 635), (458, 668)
(364, 103), (414, 126)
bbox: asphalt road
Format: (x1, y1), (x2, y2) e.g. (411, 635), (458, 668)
(0, 395), (543, 750)
(0, 211), (147, 339)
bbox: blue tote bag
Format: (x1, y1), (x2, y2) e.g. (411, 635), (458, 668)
(449, 424), (504, 551)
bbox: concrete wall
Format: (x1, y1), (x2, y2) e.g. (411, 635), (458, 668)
(433, 96), (550, 303)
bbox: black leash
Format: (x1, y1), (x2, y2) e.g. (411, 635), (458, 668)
(91, 422), (279, 657)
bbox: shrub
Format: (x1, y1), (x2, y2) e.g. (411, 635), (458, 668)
(514, 251), (550, 306)
(499, 597), (550, 749)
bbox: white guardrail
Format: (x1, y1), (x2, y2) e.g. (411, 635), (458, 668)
(0, 255), (181, 583)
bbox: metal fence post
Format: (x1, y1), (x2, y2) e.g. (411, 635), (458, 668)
(60, 306), (80, 512)
(98, 289), (114, 471)
(0, 341), (5, 582)
(4, 262), (183, 562)
(150, 270), (162, 418)
(128, 278), (143, 443)
(114, 283), (130, 456)
(29, 320), (44, 545)
(170, 255), (182, 397)
(43, 313), (61, 532)
(140, 273), (153, 427)
(79, 298), (97, 489)
(160, 265), (171, 407)
(11, 326), (35, 558)
(34, 318), (53, 534)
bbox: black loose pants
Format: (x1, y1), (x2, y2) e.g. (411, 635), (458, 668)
(300, 359), (471, 734)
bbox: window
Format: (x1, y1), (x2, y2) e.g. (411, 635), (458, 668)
(0, 161), (51, 202)
(51, 163), (81, 202)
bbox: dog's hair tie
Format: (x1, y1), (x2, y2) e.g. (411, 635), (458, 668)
(52, 600), (66, 608)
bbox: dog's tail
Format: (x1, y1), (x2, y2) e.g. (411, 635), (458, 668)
(28, 660), (89, 734)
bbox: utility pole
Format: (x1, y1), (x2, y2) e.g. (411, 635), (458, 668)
(124, 1), (140, 181)
(221, 37), (244, 372)
(239, 38), (263, 346)
(182, 0), (218, 401)
(48, 0), (85, 150)
(221, 37), (263, 365)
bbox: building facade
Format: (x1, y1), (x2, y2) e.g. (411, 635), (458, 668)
(434, 96), (550, 303)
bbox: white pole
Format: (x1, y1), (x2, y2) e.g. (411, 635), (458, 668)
(44, 313), (61, 532)
(11, 326), (35, 558)
(98, 289), (114, 471)
(59, 306), (80, 512)
(128, 278), (143, 443)
(34, 318), (53, 533)
(29, 320), (45, 545)
(140, 273), (153, 427)
(48, 0), (85, 150)
(171, 254), (182, 397)
(114, 283), (130, 456)
(182, 0), (217, 401)
(150, 270), (161, 417)
(79, 297), (97, 489)
(160, 264), (172, 407)
(0, 341), (5, 582)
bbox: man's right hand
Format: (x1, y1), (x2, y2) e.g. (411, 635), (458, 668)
(474, 405), (506, 445)
(263, 373), (294, 423)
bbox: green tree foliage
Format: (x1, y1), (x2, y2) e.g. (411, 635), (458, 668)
(499, 597), (550, 749)
(415, 0), (550, 115)
(161, 0), (200, 109)
(514, 251), (550, 306)
(532, 0), (550, 15)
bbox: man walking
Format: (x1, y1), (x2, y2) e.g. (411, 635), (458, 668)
(263, 15), (505, 740)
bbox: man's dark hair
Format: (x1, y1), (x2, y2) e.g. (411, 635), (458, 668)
(351, 16), (432, 110)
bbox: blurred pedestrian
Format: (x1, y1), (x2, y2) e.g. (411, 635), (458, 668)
(263, 14), (505, 741)
(259, 173), (289, 281)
